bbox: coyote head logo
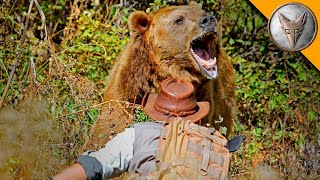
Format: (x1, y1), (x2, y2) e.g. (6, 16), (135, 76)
(278, 12), (307, 48)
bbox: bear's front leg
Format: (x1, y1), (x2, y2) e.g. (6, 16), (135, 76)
(84, 101), (130, 150)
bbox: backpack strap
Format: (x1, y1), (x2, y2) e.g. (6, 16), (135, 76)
(179, 158), (223, 179)
(200, 139), (212, 176)
(187, 123), (227, 146)
(187, 141), (225, 167)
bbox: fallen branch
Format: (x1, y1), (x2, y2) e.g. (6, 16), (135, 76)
(0, 0), (34, 109)
(34, 0), (48, 41)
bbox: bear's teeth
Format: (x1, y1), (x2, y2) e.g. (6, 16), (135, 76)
(211, 57), (217, 65)
(191, 49), (218, 77)
(204, 57), (216, 69)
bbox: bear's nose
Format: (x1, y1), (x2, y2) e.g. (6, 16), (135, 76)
(199, 15), (216, 32)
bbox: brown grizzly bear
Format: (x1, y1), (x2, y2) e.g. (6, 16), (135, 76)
(85, 2), (236, 149)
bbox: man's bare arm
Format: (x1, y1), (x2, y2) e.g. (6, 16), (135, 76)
(53, 163), (87, 180)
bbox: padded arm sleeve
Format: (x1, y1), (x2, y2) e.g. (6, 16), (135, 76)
(76, 127), (135, 179)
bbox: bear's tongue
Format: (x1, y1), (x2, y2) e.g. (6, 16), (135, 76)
(191, 47), (217, 79)
(191, 50), (216, 70)
(190, 33), (218, 79)
(193, 46), (210, 60)
(191, 34), (213, 61)
(191, 40), (216, 70)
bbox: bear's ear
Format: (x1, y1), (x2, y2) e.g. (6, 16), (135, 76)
(188, 1), (201, 8)
(129, 11), (150, 36)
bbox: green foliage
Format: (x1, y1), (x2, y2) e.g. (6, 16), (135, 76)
(134, 108), (153, 122)
(62, 8), (130, 89)
(86, 108), (100, 125)
(212, 0), (319, 177)
(219, 126), (228, 135)
(1, 0), (319, 178)
(148, 0), (168, 11)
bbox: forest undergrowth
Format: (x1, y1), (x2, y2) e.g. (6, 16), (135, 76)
(0, 0), (319, 179)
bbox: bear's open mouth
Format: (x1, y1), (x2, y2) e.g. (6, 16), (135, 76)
(190, 32), (217, 79)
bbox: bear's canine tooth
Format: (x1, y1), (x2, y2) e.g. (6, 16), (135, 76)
(212, 57), (217, 64)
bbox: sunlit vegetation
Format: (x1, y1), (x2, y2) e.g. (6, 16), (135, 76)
(0, 0), (319, 179)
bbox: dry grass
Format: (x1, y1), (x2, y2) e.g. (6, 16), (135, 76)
(0, 62), (102, 178)
(0, 0), (319, 179)
(0, 98), (63, 179)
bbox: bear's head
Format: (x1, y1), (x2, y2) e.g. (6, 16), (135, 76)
(128, 2), (222, 82)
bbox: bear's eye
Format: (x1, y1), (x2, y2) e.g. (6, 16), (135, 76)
(175, 17), (184, 25)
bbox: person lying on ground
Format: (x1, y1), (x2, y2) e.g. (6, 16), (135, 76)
(52, 78), (242, 180)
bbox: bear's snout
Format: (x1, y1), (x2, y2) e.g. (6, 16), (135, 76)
(199, 15), (217, 33)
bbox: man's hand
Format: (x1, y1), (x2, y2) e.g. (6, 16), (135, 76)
(53, 163), (87, 180)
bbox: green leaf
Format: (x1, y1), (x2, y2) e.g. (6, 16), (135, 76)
(268, 98), (277, 110)
(229, 38), (235, 45)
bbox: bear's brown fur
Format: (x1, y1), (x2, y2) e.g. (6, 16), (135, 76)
(85, 2), (236, 149)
